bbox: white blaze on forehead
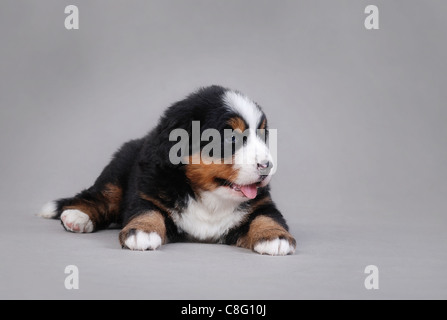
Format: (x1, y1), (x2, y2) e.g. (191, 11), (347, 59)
(223, 90), (274, 184)
(223, 90), (263, 129)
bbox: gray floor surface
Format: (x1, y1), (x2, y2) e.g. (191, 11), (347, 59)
(1, 0), (447, 300)
(1, 203), (446, 300)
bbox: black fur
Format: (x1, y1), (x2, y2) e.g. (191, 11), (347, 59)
(51, 86), (294, 252)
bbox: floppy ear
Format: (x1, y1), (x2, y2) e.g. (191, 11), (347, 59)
(137, 114), (189, 168)
(259, 115), (268, 130)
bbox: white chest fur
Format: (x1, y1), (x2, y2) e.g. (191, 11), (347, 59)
(172, 190), (248, 242)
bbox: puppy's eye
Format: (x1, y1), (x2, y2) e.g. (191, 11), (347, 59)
(225, 135), (237, 144)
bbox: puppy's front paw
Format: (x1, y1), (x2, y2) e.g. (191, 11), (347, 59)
(121, 230), (162, 251)
(61, 209), (94, 233)
(254, 238), (296, 256)
(236, 216), (297, 256)
(119, 211), (167, 251)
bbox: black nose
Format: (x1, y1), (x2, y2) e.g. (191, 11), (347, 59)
(257, 161), (271, 171)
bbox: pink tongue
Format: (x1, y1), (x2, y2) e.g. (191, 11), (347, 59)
(240, 184), (258, 199)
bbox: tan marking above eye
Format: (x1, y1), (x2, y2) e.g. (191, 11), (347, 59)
(228, 117), (246, 132)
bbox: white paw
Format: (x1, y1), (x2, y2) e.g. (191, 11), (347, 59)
(61, 209), (94, 233)
(38, 201), (58, 219)
(254, 238), (296, 256)
(124, 231), (162, 251)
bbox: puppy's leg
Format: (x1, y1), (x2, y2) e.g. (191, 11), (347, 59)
(237, 215), (296, 256)
(119, 211), (167, 251)
(38, 139), (143, 233)
(226, 199), (296, 256)
(53, 183), (122, 233)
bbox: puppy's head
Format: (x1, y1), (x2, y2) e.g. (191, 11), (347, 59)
(171, 86), (274, 202)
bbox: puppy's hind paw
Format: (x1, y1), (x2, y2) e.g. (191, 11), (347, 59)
(61, 209), (94, 233)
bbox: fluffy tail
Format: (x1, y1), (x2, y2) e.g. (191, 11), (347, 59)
(37, 201), (57, 219)
(37, 200), (68, 219)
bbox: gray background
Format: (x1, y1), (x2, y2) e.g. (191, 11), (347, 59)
(1, 0), (446, 299)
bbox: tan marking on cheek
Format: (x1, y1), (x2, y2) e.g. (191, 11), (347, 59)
(119, 211), (167, 246)
(185, 154), (239, 191)
(236, 216), (296, 250)
(228, 117), (246, 132)
(259, 119), (267, 130)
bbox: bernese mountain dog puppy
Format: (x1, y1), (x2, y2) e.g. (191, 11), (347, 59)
(39, 86), (296, 255)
